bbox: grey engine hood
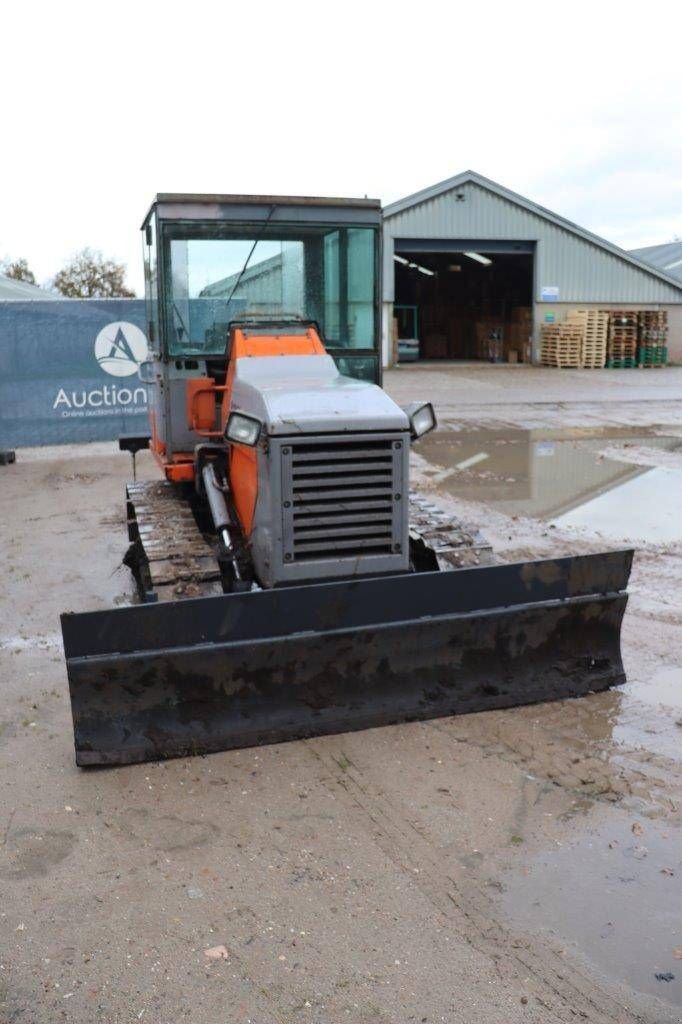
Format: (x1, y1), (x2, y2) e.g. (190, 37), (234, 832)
(230, 355), (409, 435)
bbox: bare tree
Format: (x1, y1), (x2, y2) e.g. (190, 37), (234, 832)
(53, 248), (135, 298)
(1, 258), (37, 285)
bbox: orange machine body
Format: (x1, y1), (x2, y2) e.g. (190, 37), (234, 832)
(151, 324), (327, 529)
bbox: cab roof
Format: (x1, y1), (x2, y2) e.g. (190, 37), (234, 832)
(142, 193), (381, 229)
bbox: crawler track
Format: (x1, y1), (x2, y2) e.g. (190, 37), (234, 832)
(125, 481), (494, 602)
(125, 481), (223, 602)
(408, 492), (494, 569)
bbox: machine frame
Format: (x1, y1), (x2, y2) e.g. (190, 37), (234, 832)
(59, 192), (633, 768)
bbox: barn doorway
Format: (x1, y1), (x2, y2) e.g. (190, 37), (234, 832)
(393, 239), (534, 362)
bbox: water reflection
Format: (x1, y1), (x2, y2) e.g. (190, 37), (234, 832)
(417, 428), (682, 542)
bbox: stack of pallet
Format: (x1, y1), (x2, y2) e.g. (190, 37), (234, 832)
(638, 311), (668, 366)
(566, 309), (609, 368)
(539, 323), (584, 368)
(607, 310), (638, 368)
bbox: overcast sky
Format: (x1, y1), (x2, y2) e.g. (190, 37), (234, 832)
(3, 0), (681, 295)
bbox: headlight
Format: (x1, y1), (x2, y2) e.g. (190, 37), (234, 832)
(404, 401), (437, 440)
(225, 411), (262, 447)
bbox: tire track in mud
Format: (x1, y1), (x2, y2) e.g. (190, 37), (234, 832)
(305, 738), (658, 1024)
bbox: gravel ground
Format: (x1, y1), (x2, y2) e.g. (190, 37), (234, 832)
(1, 364), (681, 1024)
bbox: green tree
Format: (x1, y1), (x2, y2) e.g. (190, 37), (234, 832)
(1, 258), (36, 285)
(53, 248), (135, 298)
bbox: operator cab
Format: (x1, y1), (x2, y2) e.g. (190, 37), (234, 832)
(140, 194), (382, 466)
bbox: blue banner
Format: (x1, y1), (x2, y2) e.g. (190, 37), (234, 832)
(0, 299), (149, 447)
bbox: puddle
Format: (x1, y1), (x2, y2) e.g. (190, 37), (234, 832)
(418, 425), (682, 763)
(417, 428), (682, 544)
(627, 668), (682, 711)
(501, 820), (682, 1006)
(615, 668), (682, 761)
(555, 466), (682, 544)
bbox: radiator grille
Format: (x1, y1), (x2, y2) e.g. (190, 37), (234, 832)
(281, 437), (403, 563)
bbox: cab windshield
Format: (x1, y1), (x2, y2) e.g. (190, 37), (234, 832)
(166, 224), (377, 357)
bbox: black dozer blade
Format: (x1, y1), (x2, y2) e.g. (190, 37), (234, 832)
(61, 550), (633, 767)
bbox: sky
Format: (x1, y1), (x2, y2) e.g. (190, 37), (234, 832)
(3, 0), (682, 296)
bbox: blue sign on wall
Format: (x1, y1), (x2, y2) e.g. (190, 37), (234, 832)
(0, 299), (149, 447)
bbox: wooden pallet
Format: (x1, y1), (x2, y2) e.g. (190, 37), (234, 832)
(609, 311), (638, 328)
(584, 333), (607, 360)
(540, 347), (582, 369)
(608, 340), (637, 359)
(540, 325), (583, 368)
(583, 349), (607, 369)
(638, 311), (667, 324)
(567, 310), (607, 368)
(606, 337), (634, 350)
(563, 311), (609, 368)
(638, 311), (668, 345)
(541, 325), (583, 340)
(568, 310), (609, 330)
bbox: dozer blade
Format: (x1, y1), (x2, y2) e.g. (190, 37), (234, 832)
(61, 549), (633, 766)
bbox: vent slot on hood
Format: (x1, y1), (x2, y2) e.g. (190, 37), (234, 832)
(281, 437), (403, 562)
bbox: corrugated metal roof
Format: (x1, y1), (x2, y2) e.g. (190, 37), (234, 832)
(384, 171), (682, 295)
(0, 275), (60, 301)
(630, 241), (682, 281)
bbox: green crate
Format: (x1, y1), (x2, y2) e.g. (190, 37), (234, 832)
(606, 358), (637, 368)
(637, 345), (667, 367)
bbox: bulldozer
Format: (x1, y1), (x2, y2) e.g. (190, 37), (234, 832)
(60, 193), (633, 766)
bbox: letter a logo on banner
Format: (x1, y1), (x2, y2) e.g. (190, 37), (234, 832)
(94, 321), (148, 377)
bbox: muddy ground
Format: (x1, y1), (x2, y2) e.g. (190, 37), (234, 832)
(1, 364), (681, 1024)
